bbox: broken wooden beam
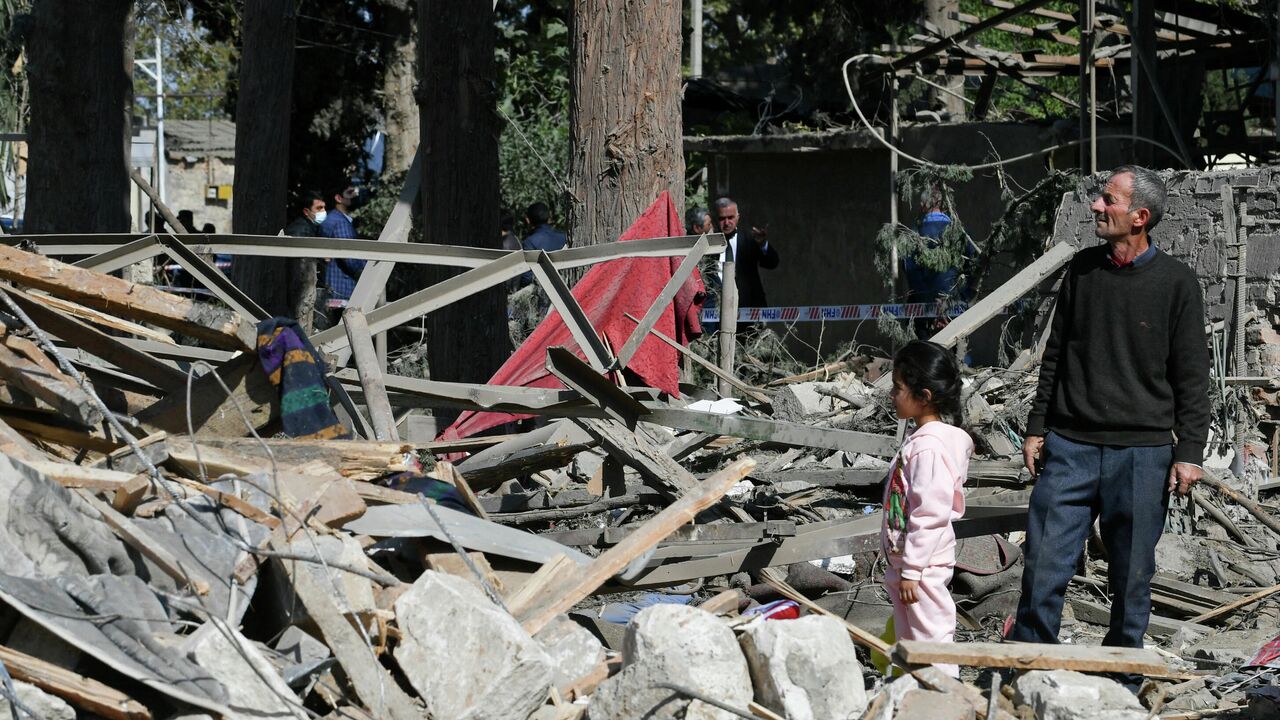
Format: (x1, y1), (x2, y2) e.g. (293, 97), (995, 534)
(7, 286), (188, 394)
(0, 243), (255, 350)
(520, 457), (756, 634)
(894, 639), (1169, 675)
(0, 341), (103, 427)
(135, 352), (278, 436)
(1188, 582), (1280, 624)
(342, 308), (400, 442)
(0, 644), (150, 720)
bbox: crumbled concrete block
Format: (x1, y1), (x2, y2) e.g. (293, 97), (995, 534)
(1188, 627), (1279, 670)
(589, 604), (752, 720)
(273, 625), (330, 665)
(739, 615), (868, 720)
(535, 614), (606, 691)
(394, 570), (553, 720)
(186, 623), (306, 719)
(862, 675), (920, 720)
(896, 688), (975, 720)
(1012, 670), (1146, 720)
(1154, 532), (1206, 581)
(771, 383), (831, 422)
(0, 680), (75, 720)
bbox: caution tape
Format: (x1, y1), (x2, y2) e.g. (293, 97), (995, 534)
(701, 302), (971, 324)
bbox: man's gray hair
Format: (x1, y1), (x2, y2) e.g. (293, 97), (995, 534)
(1110, 164), (1167, 231)
(713, 197), (737, 212)
(685, 207), (709, 232)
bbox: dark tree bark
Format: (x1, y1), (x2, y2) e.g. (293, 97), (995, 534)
(566, 0), (684, 255)
(420, 0), (507, 397)
(231, 0), (297, 317)
(24, 0), (134, 234)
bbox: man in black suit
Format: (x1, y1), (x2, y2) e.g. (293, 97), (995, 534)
(714, 196), (780, 308)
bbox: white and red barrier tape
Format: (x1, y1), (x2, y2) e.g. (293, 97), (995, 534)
(701, 302), (971, 324)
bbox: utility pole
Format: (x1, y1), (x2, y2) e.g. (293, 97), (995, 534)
(690, 0), (703, 78)
(134, 32), (165, 206)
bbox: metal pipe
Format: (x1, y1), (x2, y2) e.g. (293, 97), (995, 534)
(718, 259), (738, 397)
(690, 0), (703, 78)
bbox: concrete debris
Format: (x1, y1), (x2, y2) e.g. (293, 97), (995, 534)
(590, 604), (752, 720)
(0, 680), (76, 720)
(1012, 670), (1146, 720)
(5, 170), (1280, 718)
(395, 570), (554, 720)
(739, 614), (868, 719)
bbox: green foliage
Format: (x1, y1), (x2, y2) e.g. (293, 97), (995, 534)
(495, 15), (570, 222)
(873, 164), (973, 286)
(133, 5), (234, 122)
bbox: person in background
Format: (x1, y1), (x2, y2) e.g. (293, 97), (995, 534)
(519, 201), (566, 285)
(685, 206), (713, 236)
(882, 340), (971, 679)
(176, 209), (196, 233)
(903, 185), (972, 337)
(319, 185), (366, 310)
(285, 190), (326, 239)
(713, 196), (779, 309)
(500, 210), (522, 252)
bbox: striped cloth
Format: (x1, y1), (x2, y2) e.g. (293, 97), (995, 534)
(256, 318), (350, 440)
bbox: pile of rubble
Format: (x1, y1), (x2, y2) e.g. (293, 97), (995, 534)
(0, 207), (1278, 720)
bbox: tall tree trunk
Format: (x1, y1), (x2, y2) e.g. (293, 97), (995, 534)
(567, 0), (684, 256)
(382, 1), (419, 175)
(420, 0), (506, 400)
(231, 0), (296, 317)
(923, 0), (966, 119)
(24, 0), (133, 234)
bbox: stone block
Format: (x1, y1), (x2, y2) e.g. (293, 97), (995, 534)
(395, 571), (553, 720)
(273, 625), (330, 665)
(896, 688), (975, 720)
(186, 623), (306, 719)
(1188, 626), (1279, 670)
(0, 680), (75, 720)
(1154, 532), (1206, 581)
(771, 383), (832, 422)
(589, 604), (752, 720)
(535, 614), (607, 692)
(1012, 670), (1146, 720)
(861, 675), (920, 720)
(1247, 234), (1280, 280)
(739, 615), (868, 720)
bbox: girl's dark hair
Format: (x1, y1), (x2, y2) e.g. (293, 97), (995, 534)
(893, 340), (964, 423)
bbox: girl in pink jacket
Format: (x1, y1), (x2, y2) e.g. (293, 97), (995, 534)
(882, 340), (972, 677)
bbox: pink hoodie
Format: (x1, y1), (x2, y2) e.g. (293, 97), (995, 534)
(881, 422), (973, 581)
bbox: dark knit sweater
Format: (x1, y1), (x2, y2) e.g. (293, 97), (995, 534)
(1026, 244), (1210, 465)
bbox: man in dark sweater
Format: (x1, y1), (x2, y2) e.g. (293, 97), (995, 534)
(1009, 166), (1210, 688)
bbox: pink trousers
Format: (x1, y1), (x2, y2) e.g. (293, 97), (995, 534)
(885, 563), (958, 677)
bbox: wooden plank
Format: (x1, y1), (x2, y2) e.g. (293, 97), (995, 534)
(1188, 582), (1280, 624)
(697, 589), (743, 616)
(0, 341), (103, 427)
(436, 461), (489, 521)
(77, 490), (212, 596)
(1, 414), (121, 453)
(1068, 597), (1210, 638)
(135, 351), (278, 436)
(506, 554), (577, 619)
(343, 308), (400, 441)
(0, 644), (150, 720)
(622, 312), (771, 405)
(16, 458), (138, 491)
(34, 293), (177, 345)
(894, 640), (1168, 674)
(268, 534), (422, 720)
(169, 436), (412, 481)
(0, 243), (254, 350)
(521, 457), (756, 635)
(7, 287), (187, 392)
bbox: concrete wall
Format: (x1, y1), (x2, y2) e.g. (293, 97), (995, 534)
(164, 155), (234, 233)
(705, 121), (1059, 363)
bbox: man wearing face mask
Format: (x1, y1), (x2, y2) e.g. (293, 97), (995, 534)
(282, 190), (326, 329)
(320, 185), (368, 312)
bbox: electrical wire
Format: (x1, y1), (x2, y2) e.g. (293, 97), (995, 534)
(840, 55), (1192, 171)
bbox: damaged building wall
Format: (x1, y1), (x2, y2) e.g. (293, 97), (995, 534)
(695, 121), (1059, 364)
